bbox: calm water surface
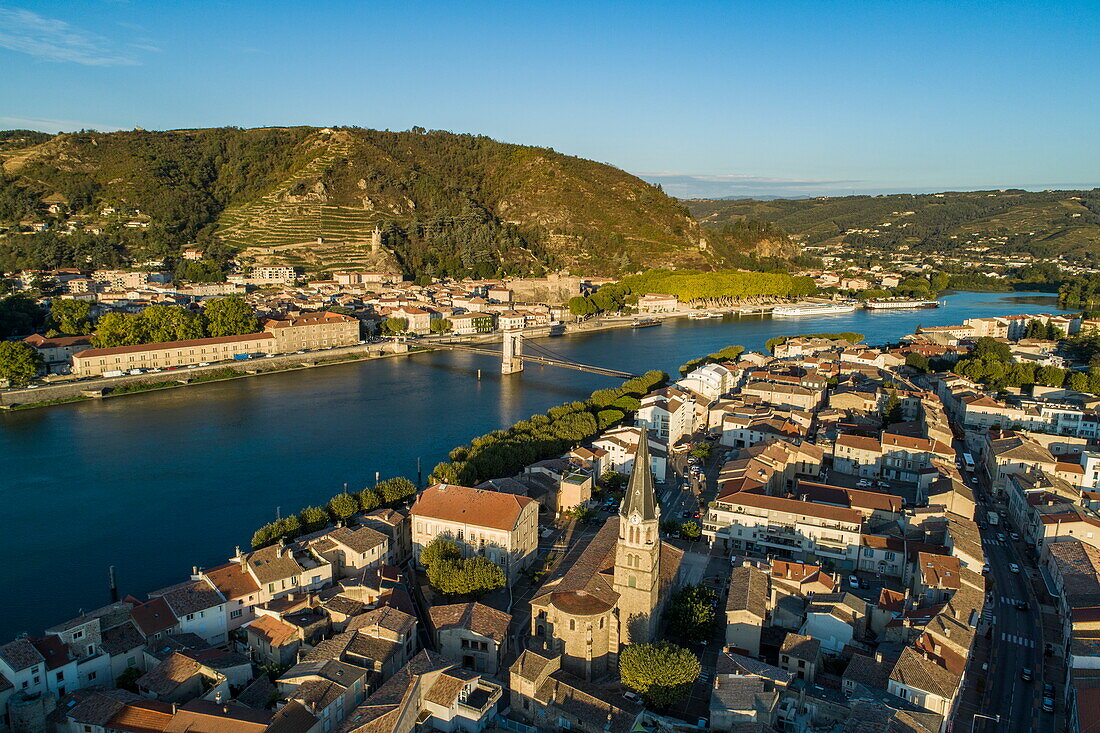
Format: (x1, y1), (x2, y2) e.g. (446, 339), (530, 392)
(0, 290), (1066, 635)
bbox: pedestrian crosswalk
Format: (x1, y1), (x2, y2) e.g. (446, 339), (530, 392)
(999, 632), (1036, 648)
(1000, 596), (1027, 606)
(982, 538), (1009, 547)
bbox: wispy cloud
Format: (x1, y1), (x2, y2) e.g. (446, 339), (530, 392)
(0, 115), (123, 133)
(0, 5), (142, 66)
(636, 172), (864, 199)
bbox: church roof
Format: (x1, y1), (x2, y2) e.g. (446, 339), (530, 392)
(620, 435), (659, 522)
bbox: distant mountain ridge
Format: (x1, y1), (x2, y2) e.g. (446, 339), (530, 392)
(0, 126), (761, 277)
(684, 190), (1100, 261)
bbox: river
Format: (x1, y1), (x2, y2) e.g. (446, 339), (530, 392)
(0, 290), (1068, 636)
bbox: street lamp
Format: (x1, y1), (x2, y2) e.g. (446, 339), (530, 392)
(972, 713), (1000, 731)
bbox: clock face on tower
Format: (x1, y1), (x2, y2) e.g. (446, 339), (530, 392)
(631, 514), (640, 525)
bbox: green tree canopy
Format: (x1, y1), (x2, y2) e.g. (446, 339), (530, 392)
(327, 493), (359, 521)
(619, 642), (701, 707)
(203, 296), (260, 337)
(382, 317), (408, 335)
(664, 584), (715, 642)
(0, 341), (43, 387)
(48, 299), (93, 335)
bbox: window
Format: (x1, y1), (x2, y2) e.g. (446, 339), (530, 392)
(87, 671), (96, 681)
(569, 620), (575, 631)
(56, 671), (64, 682)
(72, 630), (84, 640)
(230, 609), (242, 619)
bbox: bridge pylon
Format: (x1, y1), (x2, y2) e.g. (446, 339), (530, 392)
(501, 329), (524, 374)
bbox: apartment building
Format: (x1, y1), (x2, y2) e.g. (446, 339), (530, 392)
(635, 387), (696, 445)
(411, 484), (539, 583)
(264, 311), (361, 351)
(741, 381), (823, 412)
(251, 266), (296, 284)
(706, 490), (863, 569)
(73, 332), (277, 376)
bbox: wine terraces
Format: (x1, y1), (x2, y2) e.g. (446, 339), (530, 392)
(215, 131), (402, 274)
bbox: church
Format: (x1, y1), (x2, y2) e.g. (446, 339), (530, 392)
(527, 437), (685, 680)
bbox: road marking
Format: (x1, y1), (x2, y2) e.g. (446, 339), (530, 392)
(999, 632), (1035, 647)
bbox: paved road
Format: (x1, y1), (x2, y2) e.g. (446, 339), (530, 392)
(968, 465), (1051, 732)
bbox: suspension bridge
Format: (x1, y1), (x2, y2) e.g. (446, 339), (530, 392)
(436, 329), (636, 379)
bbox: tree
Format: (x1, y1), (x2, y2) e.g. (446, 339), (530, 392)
(48, 299), (92, 335)
(680, 521), (701, 540)
(298, 505), (330, 532)
(600, 470), (628, 493)
(116, 666), (142, 692)
(357, 488), (381, 512)
(0, 341), (42, 387)
(203, 296), (260, 337)
(91, 311), (145, 347)
(454, 555), (507, 596)
(430, 318), (452, 333)
(327, 493), (358, 521)
(882, 391), (903, 426)
(377, 476), (417, 503)
(382, 317), (408, 335)
(905, 352), (930, 373)
(1068, 371), (1089, 392)
(140, 304), (204, 343)
(251, 522), (278, 549)
(619, 642), (701, 707)
(664, 584), (715, 642)
(421, 536), (462, 568)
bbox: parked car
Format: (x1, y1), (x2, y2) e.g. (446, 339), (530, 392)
(998, 533), (1007, 542)
(1011, 531), (1021, 540)
(982, 564), (991, 574)
(1009, 563), (1020, 573)
(848, 575), (861, 589)
(1021, 667), (1033, 682)
(1015, 600), (1028, 611)
(856, 479), (873, 487)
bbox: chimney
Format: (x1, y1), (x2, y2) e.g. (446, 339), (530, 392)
(214, 691), (222, 704)
(234, 545), (242, 560)
(171, 704), (179, 714)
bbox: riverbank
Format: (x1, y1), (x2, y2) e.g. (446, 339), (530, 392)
(0, 300), (788, 412)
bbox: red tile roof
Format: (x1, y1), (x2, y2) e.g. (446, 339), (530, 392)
(412, 484), (535, 531)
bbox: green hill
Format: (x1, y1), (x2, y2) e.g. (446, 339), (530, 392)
(0, 126), (732, 277)
(685, 189), (1100, 262)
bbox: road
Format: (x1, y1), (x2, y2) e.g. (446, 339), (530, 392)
(966, 458), (1052, 732)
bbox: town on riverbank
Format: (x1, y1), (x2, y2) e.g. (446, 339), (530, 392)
(0, 258), (1048, 409)
(3, 306), (1100, 733)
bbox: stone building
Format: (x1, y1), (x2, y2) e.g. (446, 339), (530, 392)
(528, 439), (683, 680)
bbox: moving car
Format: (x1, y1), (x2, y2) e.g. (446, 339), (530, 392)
(1009, 563), (1020, 573)
(1021, 667), (1033, 682)
(1014, 600), (1028, 611)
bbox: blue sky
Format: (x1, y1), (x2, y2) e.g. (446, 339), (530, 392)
(1, 0), (1098, 197)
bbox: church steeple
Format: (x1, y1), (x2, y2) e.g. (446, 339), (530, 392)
(620, 431), (659, 523)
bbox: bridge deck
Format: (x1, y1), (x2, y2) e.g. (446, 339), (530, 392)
(436, 342), (635, 379)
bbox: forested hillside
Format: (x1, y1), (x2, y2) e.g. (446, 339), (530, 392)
(686, 190), (1100, 263)
(0, 126), (754, 278)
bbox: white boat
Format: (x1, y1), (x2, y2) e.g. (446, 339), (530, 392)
(772, 303), (858, 317)
(688, 312), (710, 320)
(864, 299), (940, 309)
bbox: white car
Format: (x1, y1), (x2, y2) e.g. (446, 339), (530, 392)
(856, 479), (873, 487)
